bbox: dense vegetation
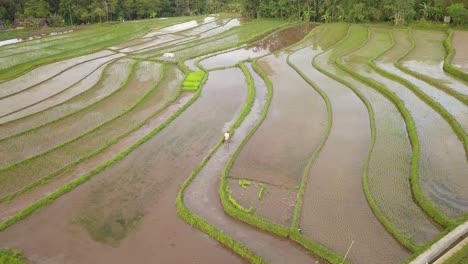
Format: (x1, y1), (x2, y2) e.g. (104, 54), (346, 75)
(0, 0), (467, 26)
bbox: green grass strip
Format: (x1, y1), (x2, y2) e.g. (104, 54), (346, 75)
(0, 65), (195, 232)
(443, 29), (468, 82)
(0, 60), (151, 172)
(441, 243), (468, 264)
(0, 59), (130, 141)
(176, 63), (265, 264)
(379, 29), (468, 156)
(370, 30), (467, 227)
(396, 28), (468, 105)
(0, 63), (184, 203)
(219, 61), (290, 238)
(336, 26), (420, 252)
(0, 248), (24, 264)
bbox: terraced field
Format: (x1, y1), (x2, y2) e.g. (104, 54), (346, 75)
(0, 16), (466, 264)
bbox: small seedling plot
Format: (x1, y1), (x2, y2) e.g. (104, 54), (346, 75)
(183, 71), (205, 91)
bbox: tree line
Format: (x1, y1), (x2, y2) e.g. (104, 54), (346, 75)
(0, 0), (467, 27)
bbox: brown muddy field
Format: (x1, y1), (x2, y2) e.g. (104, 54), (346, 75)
(200, 23), (316, 69)
(0, 69), (246, 263)
(184, 64), (321, 263)
(231, 52), (327, 189)
(452, 30), (468, 73)
(290, 44), (409, 263)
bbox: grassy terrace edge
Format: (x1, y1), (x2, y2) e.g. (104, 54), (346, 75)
(0, 62), (195, 231)
(176, 62), (265, 264)
(395, 28), (468, 105)
(0, 59), (129, 141)
(370, 29), (467, 227)
(443, 29), (468, 82)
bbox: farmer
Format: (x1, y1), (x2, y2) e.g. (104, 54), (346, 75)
(224, 131), (230, 143)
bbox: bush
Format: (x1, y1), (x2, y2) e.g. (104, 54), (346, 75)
(447, 4), (468, 25)
(47, 14), (65, 27)
(20, 20), (40, 30)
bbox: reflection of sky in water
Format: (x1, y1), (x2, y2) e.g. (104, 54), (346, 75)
(199, 19), (242, 38)
(143, 17), (215, 37)
(201, 24), (315, 69)
(403, 60), (446, 79)
(0, 38), (22, 47)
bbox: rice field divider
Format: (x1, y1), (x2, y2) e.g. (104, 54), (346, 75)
(392, 30), (468, 156)
(0, 63), (196, 231)
(0, 63), (182, 203)
(392, 32), (468, 160)
(395, 28), (468, 105)
(151, 20), (290, 64)
(0, 59), (134, 143)
(335, 26), (421, 252)
(443, 29), (468, 82)
(369, 30), (467, 227)
(0, 18), (174, 83)
(0, 52), (121, 100)
(0, 57), (125, 123)
(176, 63), (266, 264)
(0, 60), (146, 172)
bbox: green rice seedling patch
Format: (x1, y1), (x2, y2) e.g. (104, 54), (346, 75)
(238, 179), (251, 188)
(182, 71), (205, 91)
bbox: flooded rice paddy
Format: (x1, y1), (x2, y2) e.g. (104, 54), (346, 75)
(0, 17), (466, 264)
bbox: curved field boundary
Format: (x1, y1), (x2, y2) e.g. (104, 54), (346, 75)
(0, 248), (24, 264)
(0, 60), (144, 172)
(395, 28), (468, 105)
(177, 63), (265, 264)
(0, 55), (124, 122)
(443, 29), (468, 82)
(0, 64), (196, 231)
(0, 52), (120, 100)
(0, 59), (134, 142)
(382, 29), (468, 156)
(336, 27), (422, 252)
(0, 63), (177, 202)
(370, 30), (467, 227)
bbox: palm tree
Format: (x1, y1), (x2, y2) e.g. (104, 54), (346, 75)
(419, 2), (430, 20)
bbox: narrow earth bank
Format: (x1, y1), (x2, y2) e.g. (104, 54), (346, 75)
(377, 30), (468, 218)
(296, 24), (409, 264)
(0, 68), (246, 263)
(184, 63), (322, 263)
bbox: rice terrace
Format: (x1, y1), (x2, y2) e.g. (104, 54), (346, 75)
(0, 0), (467, 263)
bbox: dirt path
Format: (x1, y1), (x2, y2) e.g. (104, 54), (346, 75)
(0, 68), (246, 263)
(292, 42), (409, 263)
(184, 63), (322, 263)
(452, 30), (468, 73)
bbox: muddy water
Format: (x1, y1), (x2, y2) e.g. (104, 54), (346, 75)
(0, 53), (124, 118)
(402, 29), (468, 98)
(231, 52), (327, 189)
(0, 66), (189, 223)
(377, 30), (468, 218)
(452, 30), (468, 72)
(292, 25), (409, 263)
(0, 69), (246, 264)
(0, 62), (108, 124)
(200, 24), (316, 69)
(342, 28), (441, 244)
(0, 50), (116, 94)
(185, 46), (242, 71)
(0, 59), (131, 139)
(120, 34), (182, 53)
(0, 60), (163, 196)
(184, 64), (321, 263)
